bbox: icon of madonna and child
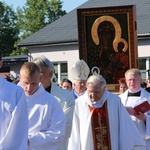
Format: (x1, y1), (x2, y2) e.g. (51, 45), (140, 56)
(87, 16), (129, 84)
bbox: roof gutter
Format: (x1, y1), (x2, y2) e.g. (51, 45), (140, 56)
(17, 41), (78, 48)
(138, 34), (150, 40)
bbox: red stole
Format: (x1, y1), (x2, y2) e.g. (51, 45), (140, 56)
(88, 101), (111, 150)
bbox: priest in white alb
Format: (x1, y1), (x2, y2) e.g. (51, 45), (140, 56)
(120, 68), (150, 149)
(68, 72), (145, 150)
(18, 62), (66, 150)
(33, 56), (75, 150)
(0, 50), (28, 150)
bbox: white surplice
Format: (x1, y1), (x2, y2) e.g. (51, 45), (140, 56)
(51, 82), (75, 150)
(120, 88), (150, 150)
(0, 76), (28, 150)
(24, 83), (66, 150)
(68, 89), (145, 150)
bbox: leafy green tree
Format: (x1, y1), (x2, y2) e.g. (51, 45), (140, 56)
(17, 0), (66, 38)
(0, 2), (19, 56)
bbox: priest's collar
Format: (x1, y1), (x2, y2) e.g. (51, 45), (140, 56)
(74, 90), (85, 97)
(128, 88), (141, 97)
(45, 85), (51, 93)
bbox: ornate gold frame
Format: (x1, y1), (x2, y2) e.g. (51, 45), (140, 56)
(77, 5), (137, 92)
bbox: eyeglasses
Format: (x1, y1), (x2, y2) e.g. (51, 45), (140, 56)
(126, 78), (140, 82)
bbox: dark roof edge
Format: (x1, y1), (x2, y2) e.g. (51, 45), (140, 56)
(18, 40), (78, 48)
(137, 34), (150, 40)
(17, 34), (150, 48)
(2, 55), (28, 64)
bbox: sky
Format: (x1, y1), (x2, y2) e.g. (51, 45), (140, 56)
(1, 0), (88, 12)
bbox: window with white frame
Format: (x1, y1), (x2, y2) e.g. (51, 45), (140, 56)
(52, 62), (68, 84)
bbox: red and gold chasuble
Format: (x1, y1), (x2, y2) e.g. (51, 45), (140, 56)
(88, 101), (111, 150)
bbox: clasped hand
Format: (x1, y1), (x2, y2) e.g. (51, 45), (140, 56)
(134, 112), (146, 121)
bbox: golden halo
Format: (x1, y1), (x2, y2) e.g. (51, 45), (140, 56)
(91, 16), (128, 52)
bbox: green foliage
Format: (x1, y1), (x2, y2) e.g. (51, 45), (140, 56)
(17, 0), (66, 39)
(0, 2), (19, 56)
(10, 40), (28, 56)
(0, 0), (66, 56)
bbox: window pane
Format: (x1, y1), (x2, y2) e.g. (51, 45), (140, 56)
(61, 63), (67, 73)
(138, 59), (146, 70)
(52, 63), (68, 84)
(52, 64), (58, 83)
(61, 63), (67, 80)
(138, 59), (146, 82)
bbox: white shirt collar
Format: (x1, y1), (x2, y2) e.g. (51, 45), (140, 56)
(86, 89), (109, 108)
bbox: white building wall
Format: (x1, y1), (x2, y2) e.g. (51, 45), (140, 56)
(10, 64), (24, 78)
(137, 38), (150, 79)
(28, 43), (79, 82)
(138, 39), (150, 58)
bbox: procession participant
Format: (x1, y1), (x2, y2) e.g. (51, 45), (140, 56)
(68, 73), (145, 150)
(60, 78), (72, 91)
(33, 56), (75, 150)
(18, 62), (66, 150)
(71, 59), (90, 99)
(119, 68), (150, 149)
(118, 77), (128, 95)
(145, 76), (150, 92)
(0, 50), (28, 150)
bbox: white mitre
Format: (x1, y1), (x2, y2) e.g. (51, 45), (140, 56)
(71, 59), (90, 80)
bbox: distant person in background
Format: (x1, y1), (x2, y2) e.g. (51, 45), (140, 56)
(33, 56), (75, 150)
(145, 69), (150, 93)
(145, 77), (150, 92)
(118, 77), (128, 95)
(71, 59), (90, 99)
(60, 78), (72, 91)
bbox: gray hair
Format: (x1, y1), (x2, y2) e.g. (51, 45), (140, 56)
(125, 68), (141, 78)
(86, 74), (106, 90)
(32, 56), (54, 72)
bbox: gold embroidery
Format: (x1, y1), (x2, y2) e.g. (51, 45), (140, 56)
(95, 113), (108, 150)
(78, 63), (86, 78)
(89, 102), (111, 150)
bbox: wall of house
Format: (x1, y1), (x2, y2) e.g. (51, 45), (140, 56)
(138, 39), (150, 58)
(28, 43), (79, 82)
(10, 63), (25, 79)
(137, 38), (150, 80)
(1, 62), (25, 81)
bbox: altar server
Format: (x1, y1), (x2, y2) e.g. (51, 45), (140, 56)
(19, 62), (66, 150)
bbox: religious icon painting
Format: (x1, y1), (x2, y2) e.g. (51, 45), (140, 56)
(77, 5), (137, 92)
